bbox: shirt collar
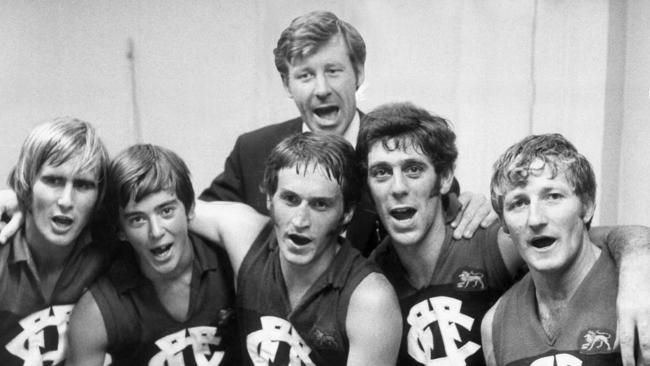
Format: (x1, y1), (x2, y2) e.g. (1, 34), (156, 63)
(9, 227), (92, 266)
(114, 233), (220, 293)
(267, 225), (354, 290)
(302, 110), (361, 148)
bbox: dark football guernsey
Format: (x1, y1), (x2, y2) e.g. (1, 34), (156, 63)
(91, 233), (240, 366)
(238, 221), (379, 366)
(371, 222), (513, 366)
(492, 251), (621, 366)
(0, 230), (110, 366)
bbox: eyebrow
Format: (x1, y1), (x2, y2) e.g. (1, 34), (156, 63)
(122, 198), (179, 216)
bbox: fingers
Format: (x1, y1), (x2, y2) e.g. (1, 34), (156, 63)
(638, 316), (650, 365)
(0, 211), (23, 244)
(451, 193), (470, 239)
(617, 316), (636, 366)
(481, 209), (499, 229)
(452, 192), (493, 239)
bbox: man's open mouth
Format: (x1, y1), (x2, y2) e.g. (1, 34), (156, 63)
(151, 243), (173, 257)
(289, 234), (311, 246)
(530, 236), (556, 249)
(314, 105), (339, 120)
(52, 216), (73, 226)
(390, 208), (416, 221)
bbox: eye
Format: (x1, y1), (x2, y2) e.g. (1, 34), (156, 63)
(160, 206), (176, 218)
(506, 198), (528, 211)
(74, 180), (97, 191)
(312, 200), (330, 211)
(404, 164), (425, 177)
(280, 192), (300, 206)
(326, 67), (342, 75)
(41, 176), (64, 187)
(547, 192), (564, 201)
(128, 215), (145, 227)
(296, 71), (313, 81)
(370, 166), (391, 180)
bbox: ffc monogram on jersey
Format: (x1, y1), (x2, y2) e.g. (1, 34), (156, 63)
(247, 316), (315, 366)
(4, 305), (73, 366)
(371, 222), (512, 366)
(148, 326), (225, 366)
(506, 350), (623, 366)
(407, 296), (480, 365)
(91, 234), (240, 366)
(0, 231), (110, 366)
(237, 222), (378, 365)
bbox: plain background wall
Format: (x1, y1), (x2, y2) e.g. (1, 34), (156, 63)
(1, 0), (648, 226)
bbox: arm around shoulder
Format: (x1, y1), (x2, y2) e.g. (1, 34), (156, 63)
(67, 290), (109, 366)
(190, 200), (269, 275)
(481, 299), (501, 366)
(592, 225), (650, 365)
(346, 272), (402, 366)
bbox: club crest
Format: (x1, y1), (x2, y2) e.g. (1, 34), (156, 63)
(579, 328), (614, 354)
(454, 267), (486, 291)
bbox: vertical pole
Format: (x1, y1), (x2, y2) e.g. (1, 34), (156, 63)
(127, 38), (143, 143)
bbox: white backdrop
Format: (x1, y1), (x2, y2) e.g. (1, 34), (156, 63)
(1, 0), (648, 226)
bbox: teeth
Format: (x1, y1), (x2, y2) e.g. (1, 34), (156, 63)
(151, 244), (172, 256)
(390, 208), (416, 221)
(289, 234), (311, 246)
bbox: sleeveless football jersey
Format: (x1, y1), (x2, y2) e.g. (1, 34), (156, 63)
(238, 221), (378, 366)
(0, 229), (110, 366)
(91, 233), (240, 366)
(371, 222), (513, 366)
(492, 251), (621, 366)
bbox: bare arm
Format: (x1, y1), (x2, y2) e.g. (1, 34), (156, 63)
(67, 291), (109, 366)
(480, 300), (501, 366)
(0, 189), (22, 244)
(346, 273), (402, 366)
(591, 225), (650, 366)
(190, 200), (269, 277)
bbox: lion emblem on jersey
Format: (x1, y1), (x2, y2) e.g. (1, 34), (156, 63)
(454, 268), (486, 291)
(579, 328), (614, 354)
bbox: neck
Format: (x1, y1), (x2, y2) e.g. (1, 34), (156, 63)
(532, 233), (600, 302)
(532, 232), (600, 336)
(24, 220), (76, 275)
(145, 237), (195, 287)
(392, 208), (447, 289)
(281, 239), (340, 309)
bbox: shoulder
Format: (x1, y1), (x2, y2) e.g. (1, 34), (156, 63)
(345, 273), (402, 366)
(346, 272), (400, 327)
(194, 200), (268, 236)
(481, 297), (502, 366)
(68, 290), (109, 364)
(349, 272), (397, 306)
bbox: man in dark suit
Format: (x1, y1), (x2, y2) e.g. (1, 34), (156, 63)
(200, 10), (485, 256)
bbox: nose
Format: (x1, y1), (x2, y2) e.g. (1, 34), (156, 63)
(390, 172), (408, 198)
(527, 200), (548, 229)
(314, 73), (332, 99)
(57, 182), (74, 209)
(291, 202), (311, 230)
(148, 216), (165, 240)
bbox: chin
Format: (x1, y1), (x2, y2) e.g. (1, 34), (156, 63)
(389, 232), (421, 247)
